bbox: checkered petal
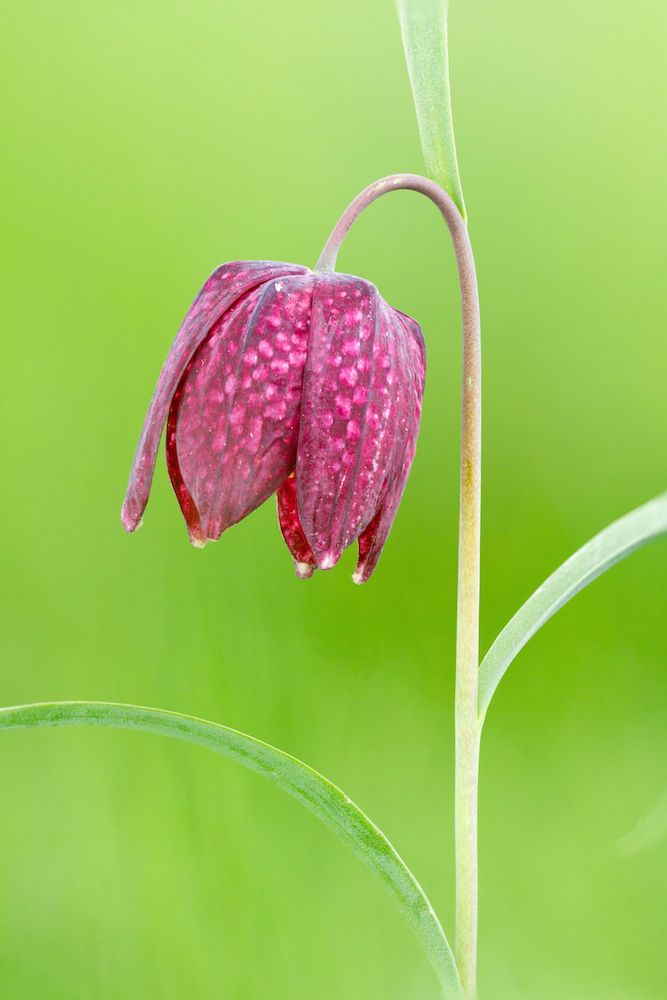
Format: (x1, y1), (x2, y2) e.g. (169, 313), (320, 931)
(166, 274), (313, 543)
(122, 261), (308, 533)
(352, 309), (425, 583)
(295, 275), (425, 575)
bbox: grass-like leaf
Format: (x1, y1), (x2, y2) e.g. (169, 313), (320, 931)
(0, 700), (462, 997)
(478, 491), (667, 724)
(396, 0), (466, 220)
(618, 784), (667, 855)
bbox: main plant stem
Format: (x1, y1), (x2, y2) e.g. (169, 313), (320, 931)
(316, 174), (481, 997)
(453, 219), (481, 997)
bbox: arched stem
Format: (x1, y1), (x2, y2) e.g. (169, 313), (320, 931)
(315, 174), (481, 997)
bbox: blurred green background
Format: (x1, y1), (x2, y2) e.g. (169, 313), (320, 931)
(1, 0), (665, 996)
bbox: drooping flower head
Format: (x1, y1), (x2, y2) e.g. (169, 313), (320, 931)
(122, 260), (425, 583)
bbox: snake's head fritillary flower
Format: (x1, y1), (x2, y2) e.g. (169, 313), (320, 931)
(122, 261), (425, 583)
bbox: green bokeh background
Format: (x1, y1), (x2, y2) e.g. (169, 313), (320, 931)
(1, 0), (665, 996)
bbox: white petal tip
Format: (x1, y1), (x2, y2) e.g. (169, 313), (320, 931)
(295, 562), (315, 580)
(352, 571), (364, 586)
(121, 512), (142, 533)
(190, 537), (207, 549)
(319, 554), (336, 571)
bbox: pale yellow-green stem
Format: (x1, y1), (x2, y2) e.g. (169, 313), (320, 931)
(316, 173), (481, 997)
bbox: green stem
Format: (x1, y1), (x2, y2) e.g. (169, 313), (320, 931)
(452, 196), (481, 1000)
(315, 173), (481, 996)
(395, 4), (478, 990)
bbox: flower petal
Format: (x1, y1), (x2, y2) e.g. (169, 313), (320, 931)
(170, 275), (314, 541)
(276, 473), (317, 578)
(121, 261), (309, 532)
(295, 275), (424, 571)
(353, 310), (425, 583)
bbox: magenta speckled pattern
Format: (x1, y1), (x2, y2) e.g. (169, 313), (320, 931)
(352, 307), (425, 584)
(122, 262), (425, 583)
(121, 261), (309, 532)
(168, 275), (313, 542)
(295, 275), (425, 577)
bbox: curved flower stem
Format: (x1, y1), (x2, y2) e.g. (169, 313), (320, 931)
(315, 174), (481, 997)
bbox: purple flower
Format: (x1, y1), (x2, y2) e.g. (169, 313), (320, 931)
(122, 261), (425, 583)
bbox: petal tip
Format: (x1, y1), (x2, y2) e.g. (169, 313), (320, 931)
(318, 553), (338, 571)
(351, 569), (365, 585)
(121, 504), (142, 533)
(295, 561), (316, 580)
(189, 535), (207, 549)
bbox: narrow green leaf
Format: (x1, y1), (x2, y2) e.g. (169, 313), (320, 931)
(618, 784), (667, 855)
(396, 0), (466, 220)
(0, 700), (462, 997)
(478, 492), (667, 724)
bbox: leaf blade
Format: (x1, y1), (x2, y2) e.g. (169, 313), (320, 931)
(396, 0), (466, 220)
(0, 700), (462, 997)
(617, 784), (667, 855)
(478, 492), (667, 724)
